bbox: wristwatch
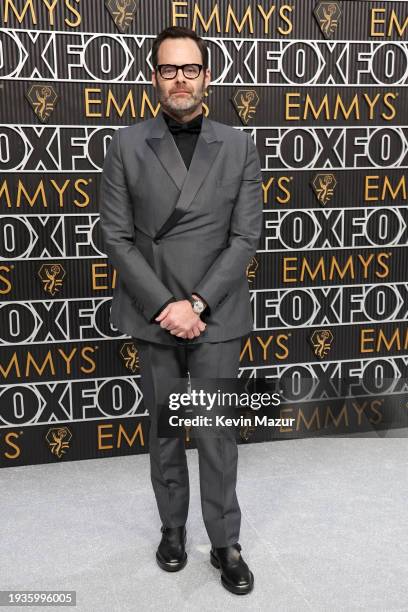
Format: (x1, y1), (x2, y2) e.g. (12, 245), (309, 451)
(189, 296), (206, 315)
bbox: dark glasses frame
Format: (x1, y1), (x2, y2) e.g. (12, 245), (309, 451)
(155, 64), (203, 79)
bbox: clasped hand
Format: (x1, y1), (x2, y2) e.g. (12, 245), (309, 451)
(155, 300), (206, 339)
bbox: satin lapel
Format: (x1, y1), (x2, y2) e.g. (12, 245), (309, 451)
(146, 112), (223, 240)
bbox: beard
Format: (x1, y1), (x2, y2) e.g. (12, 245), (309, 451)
(156, 81), (205, 119)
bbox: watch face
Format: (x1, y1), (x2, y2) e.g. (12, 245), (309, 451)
(193, 299), (205, 313)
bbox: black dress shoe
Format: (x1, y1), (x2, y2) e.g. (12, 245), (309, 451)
(210, 542), (254, 594)
(156, 525), (187, 572)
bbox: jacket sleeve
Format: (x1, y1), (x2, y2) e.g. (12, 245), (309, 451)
(192, 132), (263, 312)
(99, 129), (175, 323)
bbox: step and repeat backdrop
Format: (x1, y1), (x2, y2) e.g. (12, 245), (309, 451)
(1, 0), (408, 467)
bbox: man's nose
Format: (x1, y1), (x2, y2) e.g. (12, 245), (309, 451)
(174, 68), (186, 81)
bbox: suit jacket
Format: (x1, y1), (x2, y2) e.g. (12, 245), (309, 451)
(98, 111), (263, 346)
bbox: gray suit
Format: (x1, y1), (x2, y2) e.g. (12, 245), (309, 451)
(98, 112), (263, 547)
(99, 111), (263, 346)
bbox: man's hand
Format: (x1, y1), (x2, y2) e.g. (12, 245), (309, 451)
(155, 300), (206, 339)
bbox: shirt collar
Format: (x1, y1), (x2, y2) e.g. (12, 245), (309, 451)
(162, 110), (203, 133)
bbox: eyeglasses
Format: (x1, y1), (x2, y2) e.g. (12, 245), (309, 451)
(156, 64), (203, 80)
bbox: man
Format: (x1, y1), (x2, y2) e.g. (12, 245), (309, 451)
(99, 25), (263, 595)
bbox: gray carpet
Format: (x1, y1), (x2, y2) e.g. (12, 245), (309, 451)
(1, 433), (408, 611)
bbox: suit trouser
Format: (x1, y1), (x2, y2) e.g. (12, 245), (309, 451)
(135, 337), (242, 548)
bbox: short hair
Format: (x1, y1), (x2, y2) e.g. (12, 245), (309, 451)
(152, 26), (209, 71)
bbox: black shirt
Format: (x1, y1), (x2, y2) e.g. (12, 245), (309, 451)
(162, 110), (203, 169)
